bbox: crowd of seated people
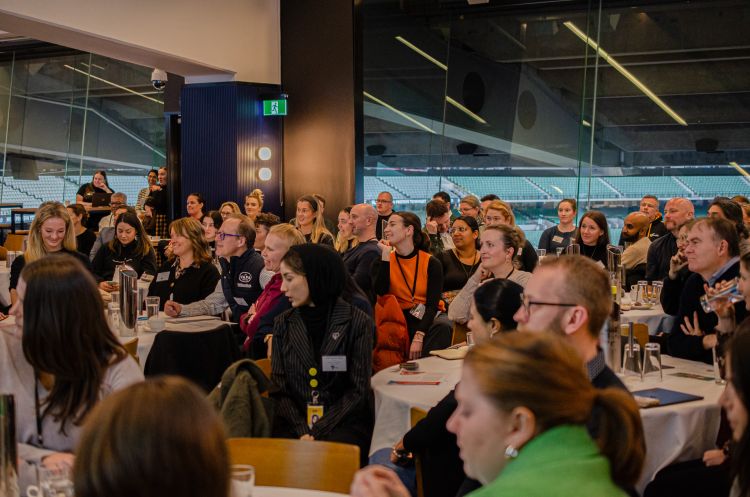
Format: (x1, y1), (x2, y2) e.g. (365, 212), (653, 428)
(6, 178), (750, 497)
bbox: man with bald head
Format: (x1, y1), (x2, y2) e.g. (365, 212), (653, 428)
(621, 212), (651, 270)
(645, 197), (695, 281)
(344, 203), (381, 300)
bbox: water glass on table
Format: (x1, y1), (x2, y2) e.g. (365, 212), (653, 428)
(651, 281), (663, 305)
(712, 346), (727, 385)
(637, 280), (648, 304)
(642, 343), (662, 381)
(230, 464), (255, 497)
(566, 244), (581, 255)
(26, 466), (74, 497)
(629, 285), (638, 303)
(536, 248), (546, 258)
(145, 296), (160, 319)
(622, 343), (642, 379)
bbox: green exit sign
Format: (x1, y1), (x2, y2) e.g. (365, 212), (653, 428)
(263, 99), (287, 116)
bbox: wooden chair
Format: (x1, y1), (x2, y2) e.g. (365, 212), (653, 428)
(121, 336), (140, 365)
(255, 358), (272, 381)
(227, 438), (359, 494)
(410, 407), (428, 497)
(621, 322), (649, 349)
(451, 323), (469, 346)
(3, 234), (25, 252)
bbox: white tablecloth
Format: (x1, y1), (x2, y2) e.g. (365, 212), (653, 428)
(254, 486), (347, 497)
(370, 354), (724, 494)
(620, 303), (675, 335)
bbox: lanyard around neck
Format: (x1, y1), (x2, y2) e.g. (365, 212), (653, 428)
(394, 251), (420, 302)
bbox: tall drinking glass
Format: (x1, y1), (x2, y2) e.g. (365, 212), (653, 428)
(642, 343), (662, 381)
(231, 464), (255, 497)
(566, 244), (581, 255)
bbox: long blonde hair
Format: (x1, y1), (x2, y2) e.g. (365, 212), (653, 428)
(25, 202), (77, 263)
(297, 195), (333, 244)
(168, 218), (212, 265)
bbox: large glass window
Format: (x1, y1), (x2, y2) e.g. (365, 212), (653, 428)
(0, 43), (165, 208)
(361, 0), (750, 246)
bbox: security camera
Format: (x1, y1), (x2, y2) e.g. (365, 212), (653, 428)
(151, 68), (168, 91)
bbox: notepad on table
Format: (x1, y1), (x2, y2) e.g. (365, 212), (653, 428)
(631, 388), (704, 408)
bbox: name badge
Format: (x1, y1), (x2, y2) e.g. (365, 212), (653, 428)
(155, 272), (170, 283)
(234, 297), (248, 306)
(552, 235), (564, 243)
(322, 356), (347, 372)
(306, 403), (324, 429)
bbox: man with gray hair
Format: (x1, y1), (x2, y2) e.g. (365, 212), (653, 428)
(97, 192), (128, 230)
(344, 203), (381, 300)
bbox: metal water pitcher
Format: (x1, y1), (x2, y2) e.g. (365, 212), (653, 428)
(118, 265), (139, 337)
(0, 394), (18, 497)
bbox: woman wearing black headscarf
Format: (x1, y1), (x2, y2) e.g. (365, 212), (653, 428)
(270, 244), (374, 465)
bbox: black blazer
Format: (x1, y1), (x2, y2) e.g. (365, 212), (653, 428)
(270, 299), (373, 439)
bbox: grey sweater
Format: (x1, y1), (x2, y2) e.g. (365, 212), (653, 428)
(447, 269), (531, 324)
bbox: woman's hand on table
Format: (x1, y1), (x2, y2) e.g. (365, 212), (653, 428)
(41, 452), (74, 470)
(351, 465), (411, 497)
(164, 300), (181, 317)
(300, 434), (314, 441)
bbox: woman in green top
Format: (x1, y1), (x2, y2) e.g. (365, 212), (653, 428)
(352, 333), (645, 497)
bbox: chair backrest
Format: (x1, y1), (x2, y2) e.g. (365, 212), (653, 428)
(255, 358), (272, 380)
(227, 438), (359, 494)
(451, 323), (469, 346)
(621, 322), (649, 349)
(410, 408), (428, 497)
(3, 234), (25, 252)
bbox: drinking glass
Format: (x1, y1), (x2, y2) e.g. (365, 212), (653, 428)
(108, 302), (121, 334)
(651, 281), (663, 305)
(145, 296), (160, 319)
(637, 280), (648, 304)
(622, 343), (642, 379)
(629, 285), (638, 303)
(536, 249), (546, 258)
(642, 343), (662, 381)
(231, 464), (255, 497)
(26, 466), (74, 497)
(556, 247), (564, 257)
(566, 244), (580, 255)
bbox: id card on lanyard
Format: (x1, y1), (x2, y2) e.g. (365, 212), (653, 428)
(395, 252), (425, 319)
(307, 390), (324, 429)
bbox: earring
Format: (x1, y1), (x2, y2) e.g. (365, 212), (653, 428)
(504, 445), (519, 459)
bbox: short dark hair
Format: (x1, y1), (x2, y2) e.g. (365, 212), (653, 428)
(642, 195), (658, 203)
(425, 199), (450, 218)
(473, 278), (523, 331)
(480, 194), (499, 202)
(558, 198), (577, 211)
(432, 191), (451, 204)
(710, 197), (748, 239)
(187, 193), (205, 206)
(67, 203), (89, 224)
(255, 212), (281, 230)
(575, 210), (610, 247)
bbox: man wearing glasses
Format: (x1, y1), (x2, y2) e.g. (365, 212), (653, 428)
(375, 191), (394, 240)
(514, 255), (626, 391)
(97, 192), (128, 230)
(164, 214), (264, 323)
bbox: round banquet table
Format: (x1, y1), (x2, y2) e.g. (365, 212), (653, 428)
(371, 353), (724, 494)
(254, 487), (347, 497)
(620, 301), (675, 335)
(0, 266), (11, 307)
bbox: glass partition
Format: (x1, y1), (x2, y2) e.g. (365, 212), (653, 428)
(361, 0), (750, 246)
(0, 44), (165, 210)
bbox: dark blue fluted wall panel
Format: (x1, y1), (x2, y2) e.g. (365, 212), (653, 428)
(180, 82), (283, 217)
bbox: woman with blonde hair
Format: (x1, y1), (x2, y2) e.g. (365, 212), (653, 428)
(240, 223), (305, 358)
(74, 377), (229, 497)
(353, 333), (645, 497)
(148, 217), (220, 310)
(219, 201), (241, 220)
(245, 188), (264, 221)
(9, 201), (90, 305)
(483, 199), (538, 272)
(295, 194), (334, 247)
(459, 195), (483, 225)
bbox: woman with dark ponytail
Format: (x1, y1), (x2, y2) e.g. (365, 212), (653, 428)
(353, 332), (645, 497)
(372, 212), (451, 358)
(723, 329), (750, 497)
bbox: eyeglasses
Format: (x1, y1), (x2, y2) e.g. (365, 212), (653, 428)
(448, 226), (471, 234)
(375, 199), (393, 204)
(216, 231), (242, 241)
(520, 293), (577, 314)
(110, 202), (124, 208)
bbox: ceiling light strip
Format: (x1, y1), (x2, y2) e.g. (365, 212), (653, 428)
(395, 36), (448, 71)
(64, 65), (164, 105)
(363, 91), (436, 134)
(563, 21), (687, 127)
(729, 161), (750, 178)
(445, 96), (487, 124)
